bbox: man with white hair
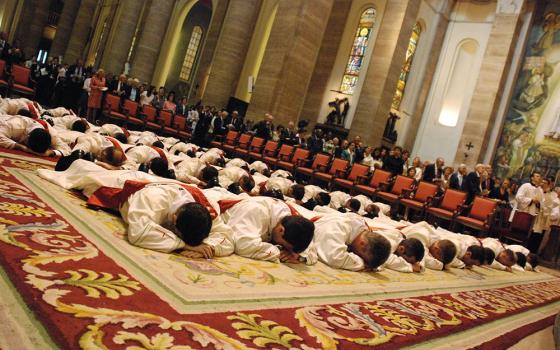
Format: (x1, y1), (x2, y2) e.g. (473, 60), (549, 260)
(465, 163), (485, 203)
(449, 163), (467, 191)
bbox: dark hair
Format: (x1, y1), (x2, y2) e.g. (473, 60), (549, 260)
(317, 192), (331, 206)
(28, 128), (51, 153)
(291, 184), (305, 201)
(205, 177), (220, 189)
(102, 147), (120, 165)
(466, 245), (485, 265)
(239, 175), (255, 193)
(365, 232), (391, 269)
(438, 239), (457, 266)
(17, 108), (33, 118)
(515, 252), (527, 268)
(527, 253), (539, 268)
(281, 216), (314, 253)
(263, 189), (284, 200)
(484, 247), (495, 265)
(401, 238), (425, 262)
(215, 157), (225, 167)
(55, 150), (93, 171)
(149, 157), (170, 178)
(114, 132), (127, 144)
(347, 199), (361, 212)
(227, 183), (241, 194)
(530, 171), (541, 178)
(186, 150), (196, 158)
(502, 249), (516, 265)
(175, 202), (212, 246)
(201, 166), (218, 182)
(152, 140), (165, 149)
(71, 119), (88, 132)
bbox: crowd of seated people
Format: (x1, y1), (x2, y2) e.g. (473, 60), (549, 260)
(0, 93), (552, 275)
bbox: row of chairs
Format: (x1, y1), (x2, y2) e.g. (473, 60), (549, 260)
(103, 94), (191, 139)
(0, 60), (36, 97)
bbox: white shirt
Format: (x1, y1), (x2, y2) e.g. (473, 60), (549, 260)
(0, 115), (70, 156)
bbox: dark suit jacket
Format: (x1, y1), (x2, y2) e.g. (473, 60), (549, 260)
(422, 163), (442, 182)
(449, 173), (466, 191)
(0, 40), (10, 61)
(66, 65), (86, 83)
(464, 171), (481, 203)
(213, 117), (227, 136)
(176, 104), (188, 116)
(125, 86), (140, 102)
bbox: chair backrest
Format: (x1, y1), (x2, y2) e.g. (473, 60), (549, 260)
(237, 133), (252, 148)
(510, 211), (536, 233)
(143, 105), (157, 122)
(311, 153), (330, 170)
(123, 100), (138, 117)
(224, 131), (238, 145)
(440, 189), (467, 211)
(469, 197), (498, 221)
(391, 176), (415, 195)
(0, 60), (5, 79)
(159, 110), (173, 127)
(291, 148), (310, 164)
(263, 140), (278, 153)
(105, 94), (120, 112)
(329, 158), (349, 175)
(369, 169), (392, 188)
(277, 144), (294, 158)
(347, 163), (370, 181)
(175, 115), (187, 130)
(12, 65), (30, 85)
(413, 181), (439, 203)
(250, 137), (265, 150)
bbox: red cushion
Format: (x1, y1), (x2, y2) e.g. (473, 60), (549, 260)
(164, 126), (176, 133)
(334, 178), (353, 188)
(178, 131), (190, 138)
(236, 148), (249, 155)
(297, 167), (313, 175)
(128, 117), (143, 125)
(210, 141), (222, 148)
(0, 79), (8, 86)
(13, 84), (34, 93)
(400, 198), (424, 209)
(355, 185), (376, 196)
(223, 144), (236, 151)
(110, 111), (127, 120)
(146, 121), (160, 129)
(263, 156), (277, 164)
(456, 216), (485, 229)
(249, 152), (262, 159)
(377, 192), (399, 202)
(469, 197), (497, 221)
(277, 161), (293, 170)
(427, 207), (454, 219)
(315, 173), (333, 182)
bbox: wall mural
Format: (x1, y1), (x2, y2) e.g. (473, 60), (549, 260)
(494, 1), (560, 183)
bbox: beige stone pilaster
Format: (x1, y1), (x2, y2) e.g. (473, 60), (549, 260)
(100, 0), (144, 75)
(453, 0), (525, 167)
(246, 0), (334, 126)
(130, 0), (175, 82)
(50, 0), (82, 59)
(300, 0), (352, 128)
(202, 0), (261, 107)
(350, 0), (421, 147)
(64, 0), (98, 64)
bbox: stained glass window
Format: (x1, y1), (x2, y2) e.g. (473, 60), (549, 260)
(180, 26), (203, 81)
(340, 8), (376, 95)
(391, 22), (422, 111)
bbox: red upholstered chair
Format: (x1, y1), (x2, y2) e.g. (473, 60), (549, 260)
(173, 114), (190, 139)
(248, 137), (266, 160)
(277, 147), (309, 171)
(103, 94), (125, 122)
(140, 105), (159, 130)
(0, 60), (8, 95)
(222, 131), (240, 153)
(376, 175), (416, 206)
(426, 189), (467, 225)
(314, 158), (349, 185)
(233, 133), (253, 158)
(160, 110), (175, 134)
(333, 163), (370, 193)
(498, 211), (536, 246)
(453, 196), (498, 235)
(10, 64), (35, 97)
(264, 144), (293, 167)
(296, 153), (331, 182)
(122, 100), (142, 127)
(354, 169), (392, 197)
(259, 140), (279, 161)
(399, 181), (439, 220)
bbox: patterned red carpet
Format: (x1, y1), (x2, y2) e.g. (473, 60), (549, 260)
(0, 150), (559, 349)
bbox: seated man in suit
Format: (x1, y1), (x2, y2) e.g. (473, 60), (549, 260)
(423, 157), (445, 182)
(449, 164), (468, 191)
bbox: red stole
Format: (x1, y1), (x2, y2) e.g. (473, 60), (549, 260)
(218, 198), (301, 217)
(150, 146), (168, 163)
(35, 119), (49, 131)
(120, 127), (130, 138)
(27, 102), (39, 119)
(87, 180), (217, 219)
(105, 136), (128, 160)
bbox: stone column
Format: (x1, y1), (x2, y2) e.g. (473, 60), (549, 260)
(129, 0), (175, 81)
(15, 0), (50, 58)
(202, 0), (261, 107)
(246, 0), (334, 126)
(453, 0), (525, 167)
(64, 0), (97, 64)
(300, 0), (352, 128)
(349, 0), (421, 147)
(100, 0), (144, 75)
(50, 0), (82, 59)
(191, 0), (230, 101)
